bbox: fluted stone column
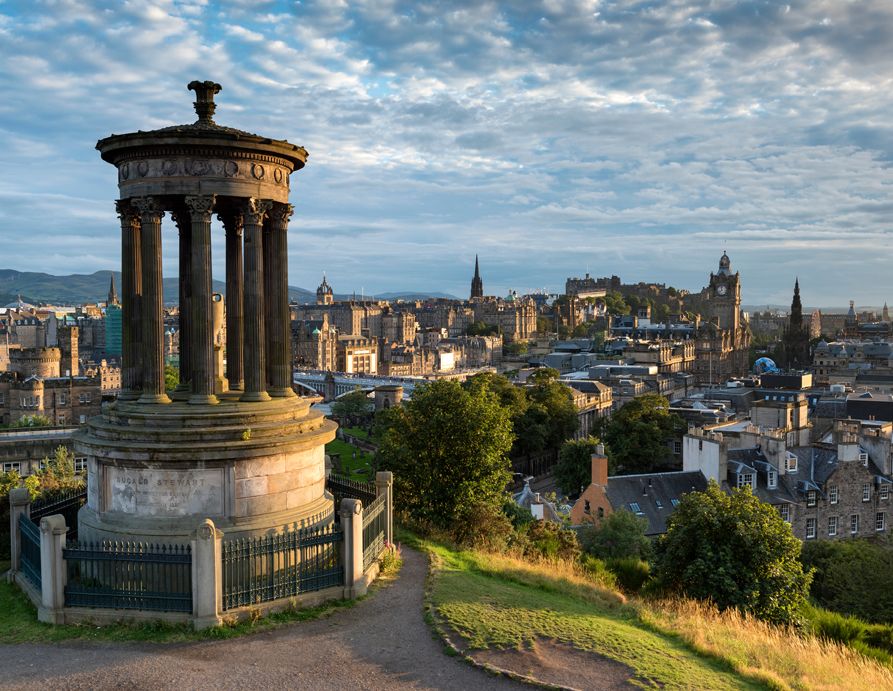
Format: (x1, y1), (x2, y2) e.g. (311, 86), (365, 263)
(185, 194), (218, 405)
(266, 203), (295, 397)
(242, 198), (272, 402)
(262, 221), (274, 390)
(132, 196), (169, 404)
(171, 207), (192, 401)
(221, 210), (244, 391)
(116, 200), (142, 401)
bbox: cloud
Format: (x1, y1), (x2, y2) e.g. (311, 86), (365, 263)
(0, 0), (892, 305)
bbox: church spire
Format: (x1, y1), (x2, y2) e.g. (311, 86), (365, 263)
(470, 254), (483, 299)
(108, 273), (119, 306)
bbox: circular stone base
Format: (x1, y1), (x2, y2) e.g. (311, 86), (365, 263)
(73, 394), (337, 545)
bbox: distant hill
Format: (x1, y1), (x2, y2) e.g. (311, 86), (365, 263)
(0, 269), (455, 306)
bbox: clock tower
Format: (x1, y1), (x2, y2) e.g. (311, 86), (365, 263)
(708, 252), (740, 331)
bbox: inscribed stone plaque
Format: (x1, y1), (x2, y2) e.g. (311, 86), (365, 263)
(108, 467), (224, 517)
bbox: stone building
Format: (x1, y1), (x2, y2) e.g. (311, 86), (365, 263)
(336, 335), (378, 374)
(0, 426), (82, 476)
(473, 293), (537, 343)
(292, 314), (338, 371)
(683, 420), (893, 542)
(316, 274), (334, 305)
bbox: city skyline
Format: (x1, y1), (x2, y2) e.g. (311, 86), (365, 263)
(2, 1), (892, 304)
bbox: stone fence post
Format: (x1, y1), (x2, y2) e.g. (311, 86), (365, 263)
(191, 518), (222, 630)
(38, 514), (67, 624)
(340, 498), (365, 598)
(375, 471), (393, 547)
(8, 488), (30, 579)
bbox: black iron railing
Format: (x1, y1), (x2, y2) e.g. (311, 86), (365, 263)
(31, 487), (87, 540)
(326, 474), (376, 518)
(63, 541), (192, 613)
(19, 513), (41, 590)
(221, 524), (344, 611)
(362, 492), (387, 571)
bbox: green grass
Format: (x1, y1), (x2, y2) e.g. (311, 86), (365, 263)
(342, 426), (369, 440)
(419, 539), (761, 690)
(326, 438), (374, 480)
(0, 568), (355, 644)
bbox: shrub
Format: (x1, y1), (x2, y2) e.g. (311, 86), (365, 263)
(579, 554), (618, 590)
(522, 520), (581, 562)
(653, 483), (811, 625)
(606, 557), (651, 593)
(451, 501), (515, 553)
(579, 510), (651, 561)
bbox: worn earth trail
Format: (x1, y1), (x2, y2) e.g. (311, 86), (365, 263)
(0, 548), (529, 690)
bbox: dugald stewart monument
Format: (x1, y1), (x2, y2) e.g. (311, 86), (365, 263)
(75, 81), (337, 544)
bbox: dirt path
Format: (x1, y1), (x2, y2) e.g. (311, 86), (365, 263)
(0, 548), (528, 690)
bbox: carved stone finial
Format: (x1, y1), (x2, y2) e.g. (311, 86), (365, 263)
(187, 80), (222, 125)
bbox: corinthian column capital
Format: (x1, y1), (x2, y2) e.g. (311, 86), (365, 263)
(115, 199), (139, 225)
(131, 196), (164, 222)
(184, 194), (217, 222)
(267, 203), (294, 225)
(242, 198), (273, 226)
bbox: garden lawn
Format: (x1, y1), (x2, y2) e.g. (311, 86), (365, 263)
(424, 543), (758, 690)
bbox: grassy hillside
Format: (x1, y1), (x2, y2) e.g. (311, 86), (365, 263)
(415, 536), (893, 690)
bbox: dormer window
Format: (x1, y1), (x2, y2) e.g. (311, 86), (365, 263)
(860, 452), (869, 467)
(737, 473), (755, 490)
(785, 455), (798, 473)
(768, 470), (777, 490)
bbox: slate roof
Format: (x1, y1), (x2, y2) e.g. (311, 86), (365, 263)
(606, 471), (708, 536)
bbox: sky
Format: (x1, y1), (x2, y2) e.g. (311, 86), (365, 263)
(1, 0), (892, 308)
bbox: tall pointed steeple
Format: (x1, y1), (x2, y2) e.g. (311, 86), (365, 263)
(883, 302), (889, 322)
(108, 273), (119, 306)
(783, 278), (809, 370)
(470, 254), (484, 299)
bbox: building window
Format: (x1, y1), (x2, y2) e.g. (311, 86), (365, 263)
(851, 514), (860, 534)
(79, 415), (86, 424)
(860, 452), (869, 467)
(737, 473), (755, 490)
(877, 512), (886, 532)
(806, 517), (816, 539)
(74, 457), (87, 473)
(655, 499), (663, 509)
(59, 393), (67, 406)
(597, 507), (604, 519)
(584, 500), (591, 514)
(863, 484), (871, 502)
(2, 462), (21, 473)
(673, 441), (682, 455)
(768, 470), (777, 490)
(807, 491), (817, 507)
(785, 455), (798, 473)
(828, 516), (838, 536)
(881, 484), (890, 501)
(829, 486), (839, 504)
(779, 504), (790, 523)
(671, 498), (680, 507)
(629, 502), (641, 513)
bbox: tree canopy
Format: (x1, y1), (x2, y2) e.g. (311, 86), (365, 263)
(331, 389), (374, 426)
(555, 436), (602, 497)
(374, 379), (513, 531)
(603, 394), (684, 474)
(579, 510), (651, 561)
(653, 483), (811, 625)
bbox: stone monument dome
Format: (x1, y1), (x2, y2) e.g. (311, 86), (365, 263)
(76, 81), (337, 544)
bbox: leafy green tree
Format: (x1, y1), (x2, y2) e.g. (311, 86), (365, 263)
(331, 389), (373, 426)
(604, 292), (629, 316)
(536, 316), (554, 334)
(504, 341), (529, 357)
(164, 364), (179, 392)
(555, 437), (602, 497)
(375, 379), (513, 531)
(801, 538), (893, 624)
(653, 483), (812, 625)
(603, 394), (684, 474)
(571, 322), (591, 338)
(466, 321), (500, 336)
(517, 368), (578, 457)
(579, 510), (651, 560)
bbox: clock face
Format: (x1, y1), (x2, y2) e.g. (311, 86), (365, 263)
(716, 285), (728, 297)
